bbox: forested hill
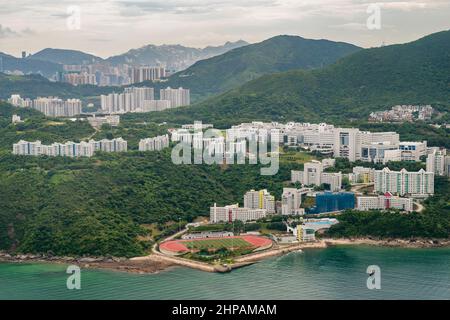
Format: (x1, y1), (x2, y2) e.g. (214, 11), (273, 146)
(142, 30), (449, 127)
(145, 35), (361, 101)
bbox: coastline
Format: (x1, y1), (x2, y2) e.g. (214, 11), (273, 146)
(2, 237), (449, 274)
(0, 252), (174, 274)
(322, 237), (450, 248)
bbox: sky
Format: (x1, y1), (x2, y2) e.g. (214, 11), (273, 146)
(0, 0), (449, 58)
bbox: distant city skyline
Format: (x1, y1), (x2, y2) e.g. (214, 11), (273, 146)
(0, 0), (449, 58)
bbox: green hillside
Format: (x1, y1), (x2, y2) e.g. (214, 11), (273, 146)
(0, 102), (293, 256)
(0, 73), (113, 101)
(153, 35), (361, 101)
(0, 52), (62, 78)
(142, 30), (449, 126)
(29, 48), (103, 65)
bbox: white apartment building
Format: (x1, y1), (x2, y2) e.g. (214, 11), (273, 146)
(89, 138), (127, 153)
(139, 135), (170, 151)
(63, 72), (97, 86)
(357, 193), (413, 212)
(281, 188), (309, 215)
(8, 95), (82, 117)
(426, 149), (448, 176)
(243, 189), (275, 214)
(291, 160), (342, 192)
(160, 87), (190, 107)
(130, 66), (166, 83)
(8, 95), (33, 108)
(374, 167), (434, 197)
(333, 128), (360, 161)
(101, 87), (155, 113)
(210, 204), (267, 223)
(13, 138), (127, 157)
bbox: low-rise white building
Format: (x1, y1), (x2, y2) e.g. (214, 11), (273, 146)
(210, 203), (267, 223)
(357, 192), (413, 212)
(87, 115), (120, 129)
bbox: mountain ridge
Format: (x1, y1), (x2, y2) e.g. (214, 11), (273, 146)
(136, 30), (449, 127)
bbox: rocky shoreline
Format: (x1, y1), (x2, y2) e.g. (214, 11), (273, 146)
(0, 252), (174, 274)
(2, 238), (449, 274)
(323, 237), (450, 248)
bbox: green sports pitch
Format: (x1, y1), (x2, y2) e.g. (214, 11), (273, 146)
(183, 238), (252, 250)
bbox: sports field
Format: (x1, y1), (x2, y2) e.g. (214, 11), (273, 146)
(183, 238), (251, 250)
(159, 235), (273, 256)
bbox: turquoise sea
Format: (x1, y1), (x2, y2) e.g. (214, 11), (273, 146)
(1, 246), (449, 300)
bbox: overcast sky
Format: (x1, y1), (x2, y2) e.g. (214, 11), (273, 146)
(0, 0), (449, 58)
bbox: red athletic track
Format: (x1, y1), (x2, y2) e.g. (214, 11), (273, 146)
(159, 235), (272, 254)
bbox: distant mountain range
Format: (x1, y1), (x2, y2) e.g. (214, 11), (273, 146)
(0, 40), (249, 78)
(106, 40), (249, 71)
(144, 30), (450, 127)
(155, 35), (361, 100)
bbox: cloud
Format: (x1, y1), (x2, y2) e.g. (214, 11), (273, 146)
(0, 24), (19, 38)
(116, 0), (280, 16)
(0, 25), (38, 39)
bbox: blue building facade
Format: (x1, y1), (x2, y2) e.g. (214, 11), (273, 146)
(307, 192), (355, 214)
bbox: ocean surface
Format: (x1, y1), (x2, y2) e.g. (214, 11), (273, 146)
(1, 246), (449, 300)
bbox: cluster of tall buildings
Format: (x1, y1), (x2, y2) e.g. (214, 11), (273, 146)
(59, 64), (167, 87)
(170, 128), (247, 160)
(229, 121), (428, 164)
(130, 66), (166, 84)
(12, 138), (127, 157)
(8, 95), (82, 117)
(63, 72), (97, 86)
(210, 187), (314, 223)
(369, 105), (434, 122)
(291, 159), (342, 192)
(100, 86), (189, 114)
(138, 135), (170, 151)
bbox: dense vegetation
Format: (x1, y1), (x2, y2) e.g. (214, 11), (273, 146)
(0, 104), (296, 256)
(326, 176), (450, 239)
